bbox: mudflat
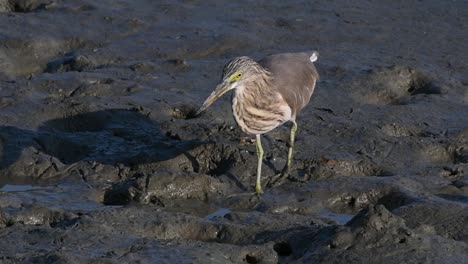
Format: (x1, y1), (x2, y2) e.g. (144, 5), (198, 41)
(0, 0), (467, 263)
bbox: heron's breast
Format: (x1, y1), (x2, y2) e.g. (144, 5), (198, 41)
(232, 92), (291, 135)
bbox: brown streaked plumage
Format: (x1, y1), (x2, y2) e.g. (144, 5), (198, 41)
(196, 51), (319, 194)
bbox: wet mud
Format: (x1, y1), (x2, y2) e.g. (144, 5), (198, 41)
(0, 0), (467, 263)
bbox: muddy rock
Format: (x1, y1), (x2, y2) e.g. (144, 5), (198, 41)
(297, 205), (468, 263)
(103, 170), (237, 205)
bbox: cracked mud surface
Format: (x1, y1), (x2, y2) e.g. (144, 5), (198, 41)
(0, 0), (467, 263)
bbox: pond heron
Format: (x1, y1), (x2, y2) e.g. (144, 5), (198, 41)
(196, 51), (319, 194)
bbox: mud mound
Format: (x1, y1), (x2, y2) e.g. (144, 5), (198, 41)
(103, 171), (235, 205)
(302, 157), (385, 179)
(299, 205), (468, 263)
(187, 143), (239, 176)
(326, 184), (415, 214)
(355, 66), (441, 105)
(0, 205), (78, 228)
(45, 54), (98, 73)
(171, 103), (199, 120)
(394, 201), (468, 243)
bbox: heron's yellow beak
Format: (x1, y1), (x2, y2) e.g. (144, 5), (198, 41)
(195, 80), (231, 116)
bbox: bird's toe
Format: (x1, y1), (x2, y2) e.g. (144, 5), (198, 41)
(267, 172), (289, 187)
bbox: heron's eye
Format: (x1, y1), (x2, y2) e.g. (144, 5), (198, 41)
(230, 72), (242, 82)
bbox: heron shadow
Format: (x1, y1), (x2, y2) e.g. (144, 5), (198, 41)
(0, 109), (205, 175)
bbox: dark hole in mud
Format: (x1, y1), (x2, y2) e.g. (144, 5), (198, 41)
(188, 144), (238, 176)
(103, 179), (140, 206)
(216, 228), (226, 240)
(148, 196), (165, 207)
(245, 254), (259, 264)
(167, 59), (188, 67)
(330, 190), (414, 214)
(362, 66), (442, 105)
(407, 71), (441, 95)
(377, 191), (413, 210)
(45, 54), (96, 73)
(172, 104), (198, 120)
(165, 131), (181, 140)
(6, 0), (48, 12)
(49, 217), (80, 229)
(454, 147), (468, 164)
(205, 156), (236, 176)
(273, 241), (292, 256)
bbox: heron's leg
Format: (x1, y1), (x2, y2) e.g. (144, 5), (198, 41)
(284, 120), (298, 174)
(267, 121), (298, 188)
(255, 134), (264, 194)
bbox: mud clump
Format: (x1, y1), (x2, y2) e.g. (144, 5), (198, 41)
(355, 66), (441, 105)
(303, 157), (384, 179)
(394, 201), (468, 243)
(454, 147), (468, 164)
(45, 54), (98, 73)
(172, 104), (199, 120)
(129, 61), (160, 74)
(0, 205), (78, 228)
(188, 143), (239, 176)
(329, 188), (414, 214)
(103, 171), (233, 205)
(300, 205), (468, 263)
(332, 205), (412, 250)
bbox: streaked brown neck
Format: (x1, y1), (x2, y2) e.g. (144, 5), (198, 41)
(232, 70), (290, 135)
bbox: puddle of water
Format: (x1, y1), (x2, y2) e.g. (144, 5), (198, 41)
(0, 184), (55, 192)
(319, 210), (354, 225)
(205, 208), (231, 221)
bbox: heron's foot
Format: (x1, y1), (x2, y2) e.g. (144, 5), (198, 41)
(255, 183), (264, 194)
(267, 172), (290, 188)
(268, 166), (309, 187)
(226, 191), (259, 198)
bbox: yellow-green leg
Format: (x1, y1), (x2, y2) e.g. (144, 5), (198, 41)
(284, 120), (298, 174)
(268, 120), (298, 187)
(255, 134), (264, 194)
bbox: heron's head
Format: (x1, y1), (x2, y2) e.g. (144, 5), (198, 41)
(195, 56), (260, 116)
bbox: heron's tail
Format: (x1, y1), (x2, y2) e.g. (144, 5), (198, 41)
(310, 51), (319, 62)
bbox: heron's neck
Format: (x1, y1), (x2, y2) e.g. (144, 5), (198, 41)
(231, 74), (291, 135)
(234, 73), (272, 101)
